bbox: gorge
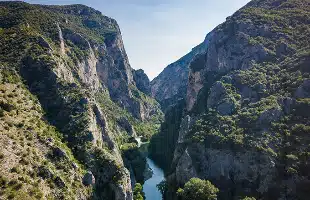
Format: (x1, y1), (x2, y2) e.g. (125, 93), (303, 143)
(0, 0), (310, 200)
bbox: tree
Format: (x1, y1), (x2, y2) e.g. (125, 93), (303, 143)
(241, 197), (256, 200)
(133, 183), (145, 200)
(177, 178), (219, 200)
(157, 180), (168, 196)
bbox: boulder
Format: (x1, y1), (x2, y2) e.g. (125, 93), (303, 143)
(258, 108), (283, 126)
(54, 176), (66, 188)
(207, 81), (238, 115)
(295, 79), (310, 98)
(64, 31), (90, 49)
(118, 117), (136, 136)
(38, 166), (53, 179)
(72, 162), (79, 169)
(217, 101), (236, 116)
(278, 97), (295, 114)
(143, 163), (153, 181)
(52, 147), (67, 159)
(47, 137), (54, 144)
(132, 69), (151, 95)
(83, 171), (95, 186)
(38, 36), (52, 50)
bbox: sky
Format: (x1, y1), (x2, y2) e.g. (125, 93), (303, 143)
(23, 0), (251, 80)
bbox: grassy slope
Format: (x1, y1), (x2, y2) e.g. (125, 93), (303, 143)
(0, 68), (91, 199)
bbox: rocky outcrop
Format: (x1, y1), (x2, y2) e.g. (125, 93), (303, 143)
(151, 41), (207, 110)
(118, 117), (136, 136)
(133, 69), (151, 95)
(206, 81), (240, 116)
(83, 171), (96, 186)
(295, 79), (310, 98)
(186, 68), (204, 111)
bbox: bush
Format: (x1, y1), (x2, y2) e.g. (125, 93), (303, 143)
(177, 178), (219, 200)
(0, 101), (15, 112)
(10, 167), (20, 174)
(133, 183), (145, 200)
(292, 124), (310, 136)
(286, 154), (298, 161)
(0, 108), (4, 117)
(157, 180), (168, 196)
(120, 143), (137, 152)
(0, 175), (8, 187)
(241, 197), (256, 200)
(0, 152), (4, 160)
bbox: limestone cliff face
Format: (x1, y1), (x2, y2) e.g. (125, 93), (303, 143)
(150, 42), (207, 110)
(163, 0), (310, 199)
(133, 69), (151, 95)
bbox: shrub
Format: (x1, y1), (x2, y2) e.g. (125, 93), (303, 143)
(177, 178), (219, 200)
(286, 154), (298, 161)
(120, 143), (137, 152)
(12, 182), (23, 190)
(0, 152), (4, 160)
(292, 124), (310, 136)
(10, 167), (20, 174)
(156, 180), (168, 196)
(241, 197), (256, 200)
(0, 108), (4, 117)
(133, 183), (145, 200)
(0, 101), (15, 112)
(287, 167), (298, 174)
(0, 175), (8, 187)
(7, 192), (16, 199)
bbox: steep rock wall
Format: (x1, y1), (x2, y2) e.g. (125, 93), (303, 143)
(165, 0), (310, 199)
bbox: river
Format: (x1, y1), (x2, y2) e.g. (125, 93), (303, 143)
(135, 137), (165, 199)
(143, 157), (165, 200)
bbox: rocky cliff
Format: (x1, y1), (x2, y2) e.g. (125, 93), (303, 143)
(133, 69), (151, 95)
(0, 2), (162, 199)
(150, 42), (207, 111)
(150, 0), (310, 199)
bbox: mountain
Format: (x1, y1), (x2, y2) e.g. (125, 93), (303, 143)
(151, 42), (207, 111)
(0, 2), (162, 199)
(149, 0), (310, 199)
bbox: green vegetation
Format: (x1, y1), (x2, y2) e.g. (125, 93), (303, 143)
(96, 89), (162, 141)
(133, 183), (145, 200)
(241, 197), (256, 200)
(177, 178), (219, 200)
(121, 142), (148, 184)
(157, 180), (168, 197)
(150, 1), (310, 199)
(0, 2), (142, 199)
(149, 99), (185, 172)
(0, 66), (91, 199)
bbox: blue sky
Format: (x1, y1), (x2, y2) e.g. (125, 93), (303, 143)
(24, 0), (251, 80)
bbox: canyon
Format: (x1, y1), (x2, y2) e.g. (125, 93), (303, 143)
(1, 0), (310, 200)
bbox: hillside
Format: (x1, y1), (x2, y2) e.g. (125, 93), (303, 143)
(0, 2), (162, 199)
(149, 0), (310, 199)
